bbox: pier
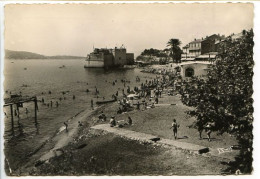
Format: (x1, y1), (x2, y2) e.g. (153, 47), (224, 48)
(4, 95), (38, 134)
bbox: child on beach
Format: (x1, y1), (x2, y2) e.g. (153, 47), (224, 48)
(205, 123), (212, 142)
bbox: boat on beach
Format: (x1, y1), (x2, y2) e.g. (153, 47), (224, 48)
(96, 99), (117, 105)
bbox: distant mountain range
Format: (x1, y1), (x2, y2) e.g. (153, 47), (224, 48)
(5, 50), (85, 59)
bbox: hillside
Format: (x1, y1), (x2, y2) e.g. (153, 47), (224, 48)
(5, 50), (85, 59)
(5, 50), (46, 59)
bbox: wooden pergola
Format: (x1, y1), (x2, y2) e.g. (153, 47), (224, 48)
(4, 95), (38, 132)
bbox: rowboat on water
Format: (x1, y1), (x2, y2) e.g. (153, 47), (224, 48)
(96, 99), (117, 105)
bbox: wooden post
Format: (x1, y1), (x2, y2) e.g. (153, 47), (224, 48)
(34, 98), (38, 124)
(10, 104), (14, 131)
(16, 104), (20, 124)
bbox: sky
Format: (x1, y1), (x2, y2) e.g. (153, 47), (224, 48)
(4, 3), (254, 57)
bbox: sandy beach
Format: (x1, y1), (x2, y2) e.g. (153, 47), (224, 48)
(5, 79), (239, 175)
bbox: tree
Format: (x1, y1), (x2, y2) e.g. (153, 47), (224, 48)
(181, 30), (254, 174)
(166, 38), (182, 63)
(141, 48), (167, 58)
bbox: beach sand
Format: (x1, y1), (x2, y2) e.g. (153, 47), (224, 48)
(6, 91), (238, 175)
(4, 67), (237, 175)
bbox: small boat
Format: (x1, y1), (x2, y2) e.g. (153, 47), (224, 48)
(96, 99), (116, 105)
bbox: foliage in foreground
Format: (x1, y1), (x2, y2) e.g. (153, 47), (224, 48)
(181, 30), (254, 173)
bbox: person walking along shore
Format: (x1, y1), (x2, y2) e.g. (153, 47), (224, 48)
(170, 119), (179, 140)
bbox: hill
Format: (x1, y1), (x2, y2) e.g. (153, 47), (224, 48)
(5, 50), (46, 59)
(5, 50), (85, 59)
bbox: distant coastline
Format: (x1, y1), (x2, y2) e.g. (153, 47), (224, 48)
(5, 49), (85, 60)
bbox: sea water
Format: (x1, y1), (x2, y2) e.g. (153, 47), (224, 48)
(3, 59), (155, 148)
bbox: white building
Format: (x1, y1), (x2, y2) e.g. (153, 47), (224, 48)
(179, 61), (213, 78)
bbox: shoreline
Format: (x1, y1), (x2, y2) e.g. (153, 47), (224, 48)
(4, 64), (238, 175)
(4, 63), (155, 175)
(5, 102), (109, 175)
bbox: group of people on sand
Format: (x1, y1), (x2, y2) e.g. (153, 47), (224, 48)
(109, 116), (132, 127)
(170, 119), (213, 141)
(61, 74), (214, 142)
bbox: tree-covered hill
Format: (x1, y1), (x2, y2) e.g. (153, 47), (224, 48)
(5, 50), (84, 59)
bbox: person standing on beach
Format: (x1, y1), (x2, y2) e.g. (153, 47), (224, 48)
(4, 112), (8, 118)
(170, 119), (179, 140)
(205, 123), (212, 142)
(155, 97), (159, 104)
(25, 108), (29, 118)
(159, 90), (162, 98)
(64, 122), (68, 132)
(128, 116), (132, 125)
(137, 101), (140, 110)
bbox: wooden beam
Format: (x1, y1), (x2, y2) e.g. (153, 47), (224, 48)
(4, 96), (37, 107)
(10, 104), (14, 132)
(16, 104), (20, 125)
(34, 98), (38, 124)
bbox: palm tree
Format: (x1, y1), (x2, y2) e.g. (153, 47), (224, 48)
(167, 39), (181, 47)
(167, 38), (182, 63)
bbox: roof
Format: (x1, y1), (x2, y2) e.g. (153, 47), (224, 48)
(231, 32), (243, 40)
(179, 61), (213, 66)
(196, 54), (217, 59)
(201, 34), (221, 41)
(189, 39), (202, 44)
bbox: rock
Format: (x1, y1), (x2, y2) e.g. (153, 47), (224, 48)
(150, 137), (160, 142)
(35, 160), (45, 167)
